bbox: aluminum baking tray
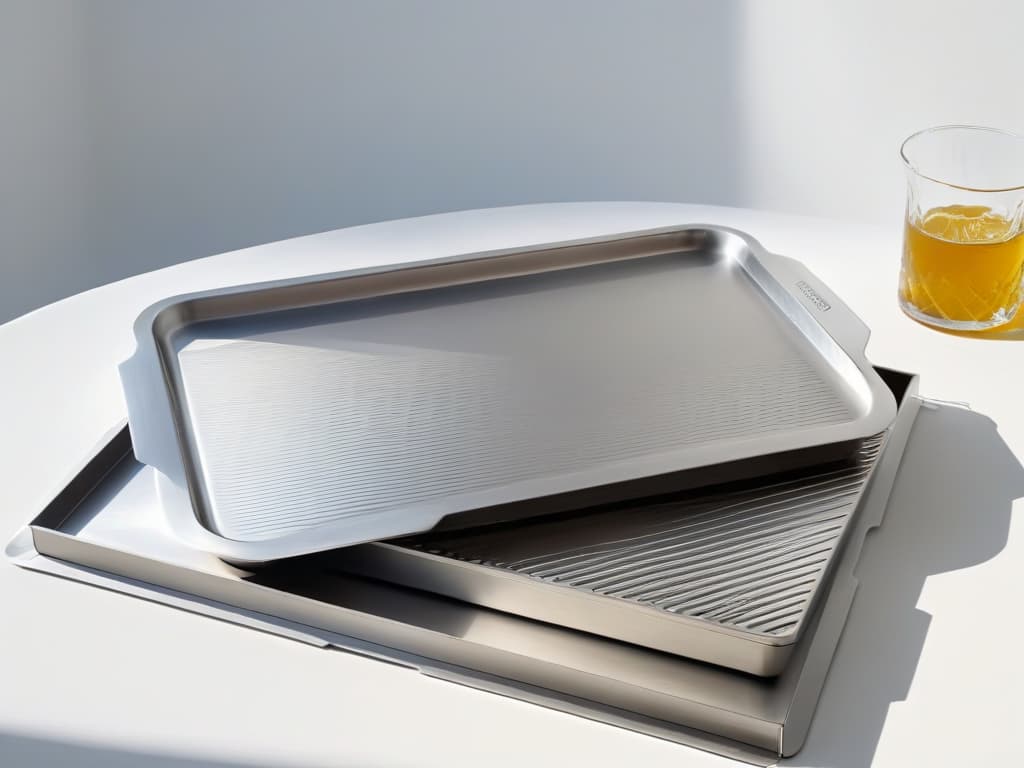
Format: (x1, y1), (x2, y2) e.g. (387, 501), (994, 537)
(120, 225), (897, 563)
(7, 369), (920, 763)
(335, 437), (884, 676)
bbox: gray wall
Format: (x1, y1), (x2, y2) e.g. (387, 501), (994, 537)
(4, 0), (1023, 323)
(1, 1), (92, 321)
(1, 0), (742, 322)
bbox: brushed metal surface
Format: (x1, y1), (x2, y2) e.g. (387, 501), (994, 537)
(11, 369), (920, 761)
(336, 436), (883, 675)
(120, 226), (897, 562)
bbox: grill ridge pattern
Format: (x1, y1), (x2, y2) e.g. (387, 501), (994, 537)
(409, 436), (883, 637)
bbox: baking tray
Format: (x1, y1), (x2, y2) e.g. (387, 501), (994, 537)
(7, 368), (919, 764)
(334, 431), (885, 676)
(119, 225), (897, 563)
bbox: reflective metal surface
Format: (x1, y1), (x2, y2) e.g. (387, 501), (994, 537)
(335, 436), (884, 676)
(119, 226), (897, 562)
(10, 370), (919, 762)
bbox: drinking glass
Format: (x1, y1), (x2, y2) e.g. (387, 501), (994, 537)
(899, 125), (1024, 331)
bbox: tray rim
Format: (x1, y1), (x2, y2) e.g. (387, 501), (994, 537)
(119, 224), (898, 563)
(6, 368), (922, 761)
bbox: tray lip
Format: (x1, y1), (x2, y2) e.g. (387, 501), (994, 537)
(347, 430), (885, 668)
(363, 534), (809, 648)
(357, 541), (798, 660)
(120, 223), (898, 563)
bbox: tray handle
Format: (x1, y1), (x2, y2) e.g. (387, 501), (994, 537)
(749, 248), (873, 357)
(118, 338), (183, 483)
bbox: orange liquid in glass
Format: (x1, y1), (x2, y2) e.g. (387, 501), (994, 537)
(900, 205), (1024, 324)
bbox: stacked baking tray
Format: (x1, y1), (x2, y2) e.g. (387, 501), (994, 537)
(9, 225), (914, 762)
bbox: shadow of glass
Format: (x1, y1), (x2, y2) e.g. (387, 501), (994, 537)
(785, 401), (1024, 767)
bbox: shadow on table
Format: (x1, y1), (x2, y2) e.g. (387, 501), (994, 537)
(0, 732), (270, 768)
(0, 731), (382, 768)
(785, 401), (1024, 768)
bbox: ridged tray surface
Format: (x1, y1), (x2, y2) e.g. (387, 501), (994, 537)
(402, 436), (882, 640)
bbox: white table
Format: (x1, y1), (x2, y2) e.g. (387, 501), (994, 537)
(2, 203), (1021, 767)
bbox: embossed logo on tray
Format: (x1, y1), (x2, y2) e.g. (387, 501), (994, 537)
(796, 280), (832, 312)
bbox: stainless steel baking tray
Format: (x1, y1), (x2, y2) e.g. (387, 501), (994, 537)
(336, 436), (884, 676)
(120, 225), (897, 563)
(8, 369), (920, 763)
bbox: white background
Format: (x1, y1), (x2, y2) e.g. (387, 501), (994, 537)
(4, 0), (1024, 322)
